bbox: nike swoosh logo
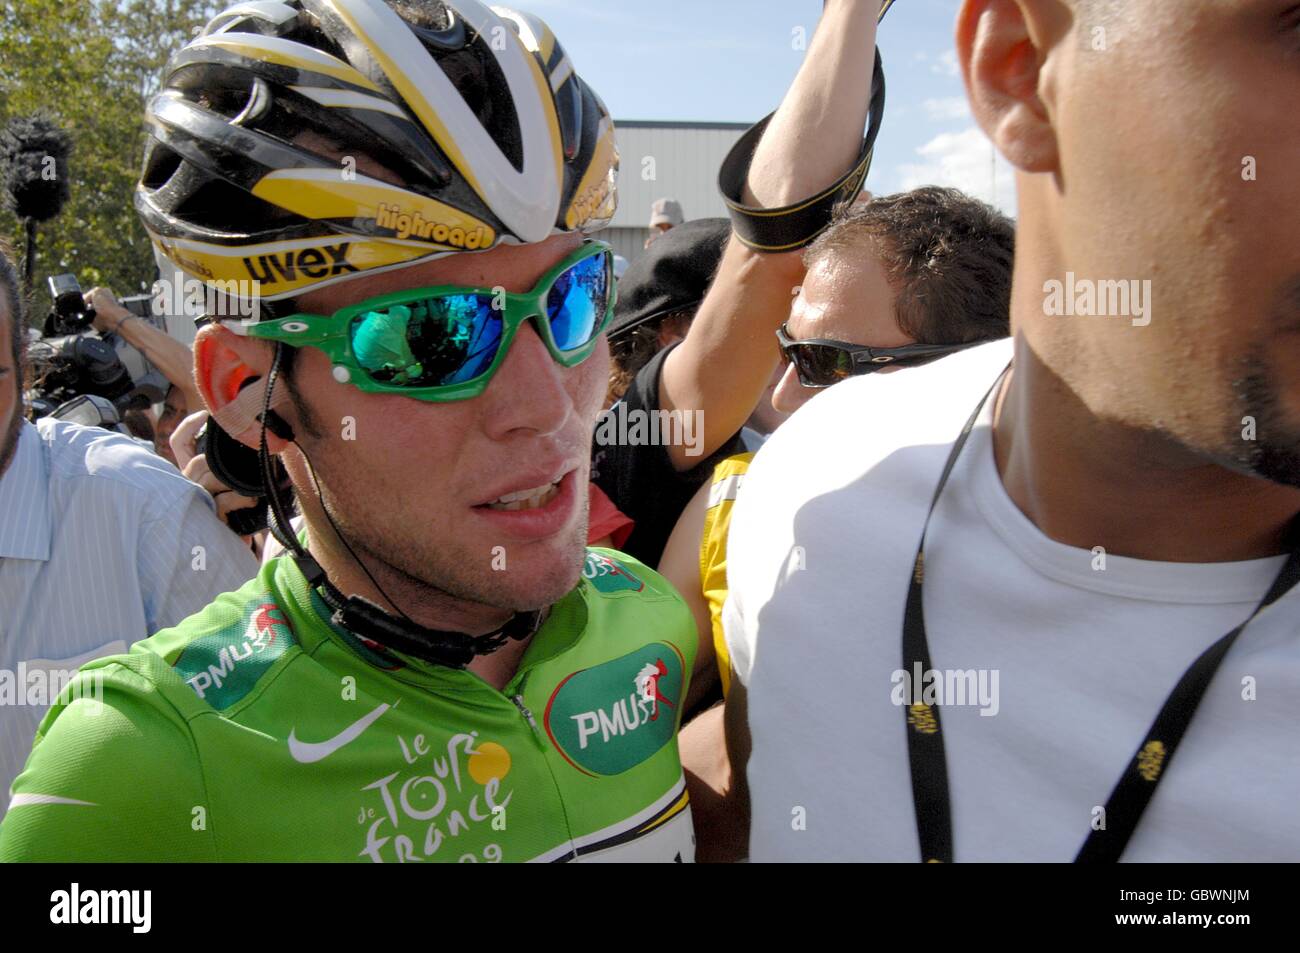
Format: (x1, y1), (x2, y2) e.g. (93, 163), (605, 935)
(288, 702), (390, 764)
(8, 793), (97, 809)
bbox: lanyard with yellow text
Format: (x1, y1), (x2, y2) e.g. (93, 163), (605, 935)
(902, 365), (1300, 862)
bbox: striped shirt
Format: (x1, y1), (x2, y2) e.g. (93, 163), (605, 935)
(0, 419), (258, 811)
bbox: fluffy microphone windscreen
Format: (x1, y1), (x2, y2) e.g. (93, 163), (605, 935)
(1, 114), (73, 223)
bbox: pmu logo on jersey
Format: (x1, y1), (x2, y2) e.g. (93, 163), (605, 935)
(582, 551), (644, 593)
(543, 643), (685, 776)
(241, 243), (358, 284)
(173, 599), (295, 708)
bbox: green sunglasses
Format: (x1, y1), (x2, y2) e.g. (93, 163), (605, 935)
(245, 240), (615, 401)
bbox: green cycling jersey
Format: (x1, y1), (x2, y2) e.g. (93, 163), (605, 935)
(0, 548), (697, 862)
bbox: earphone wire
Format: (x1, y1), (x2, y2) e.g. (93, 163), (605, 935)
(296, 437), (419, 627)
(259, 343), (299, 555)
(257, 342), (415, 625)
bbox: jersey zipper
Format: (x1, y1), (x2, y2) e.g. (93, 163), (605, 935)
(510, 693), (547, 752)
(510, 674), (577, 859)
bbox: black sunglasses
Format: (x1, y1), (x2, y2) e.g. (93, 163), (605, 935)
(775, 322), (979, 388)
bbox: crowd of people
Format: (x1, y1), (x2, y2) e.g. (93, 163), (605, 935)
(0, 0), (1296, 864)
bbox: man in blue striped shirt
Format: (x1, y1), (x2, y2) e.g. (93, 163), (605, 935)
(0, 245), (259, 812)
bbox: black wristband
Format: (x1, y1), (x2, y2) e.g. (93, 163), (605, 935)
(717, 48), (887, 253)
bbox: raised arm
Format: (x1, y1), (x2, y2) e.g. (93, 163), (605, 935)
(87, 287), (202, 413)
(657, 0), (883, 470)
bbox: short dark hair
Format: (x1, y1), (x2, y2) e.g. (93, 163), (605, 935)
(804, 186), (1015, 346)
(275, 341), (327, 441)
(0, 240), (24, 389)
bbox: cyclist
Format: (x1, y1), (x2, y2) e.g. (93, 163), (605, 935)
(0, 0), (697, 862)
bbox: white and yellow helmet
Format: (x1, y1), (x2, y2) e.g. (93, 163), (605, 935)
(136, 0), (618, 306)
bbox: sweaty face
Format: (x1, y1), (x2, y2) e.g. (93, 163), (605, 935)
(773, 250), (903, 414)
(283, 232), (608, 612)
(1023, 0), (1300, 484)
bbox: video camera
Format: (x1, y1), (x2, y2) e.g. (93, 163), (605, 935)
(26, 274), (167, 431)
(30, 271), (284, 534)
(194, 416), (289, 536)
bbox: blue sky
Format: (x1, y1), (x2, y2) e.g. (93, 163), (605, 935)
(523, 0), (1017, 215)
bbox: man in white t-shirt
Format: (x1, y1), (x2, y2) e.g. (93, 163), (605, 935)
(715, 0), (1300, 861)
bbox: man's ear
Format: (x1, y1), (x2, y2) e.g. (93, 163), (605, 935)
(194, 324), (292, 453)
(957, 0), (1069, 175)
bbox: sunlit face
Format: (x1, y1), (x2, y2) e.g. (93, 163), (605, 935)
(154, 385), (186, 467)
(748, 360), (790, 435)
(1016, 0), (1300, 484)
(645, 223), (672, 249)
(276, 232), (609, 612)
(772, 249), (903, 414)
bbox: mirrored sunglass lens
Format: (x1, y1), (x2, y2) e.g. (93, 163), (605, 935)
(796, 343), (853, 385)
(546, 251), (608, 351)
(349, 294), (500, 387)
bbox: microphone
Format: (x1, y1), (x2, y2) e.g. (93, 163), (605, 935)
(1, 114), (74, 287)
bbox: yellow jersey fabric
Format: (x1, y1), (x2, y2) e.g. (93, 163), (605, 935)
(699, 453), (754, 696)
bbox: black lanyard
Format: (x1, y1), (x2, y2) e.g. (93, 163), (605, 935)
(902, 365), (1300, 863)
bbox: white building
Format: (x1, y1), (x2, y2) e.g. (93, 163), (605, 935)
(601, 120), (749, 265)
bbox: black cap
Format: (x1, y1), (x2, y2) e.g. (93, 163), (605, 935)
(609, 217), (730, 340)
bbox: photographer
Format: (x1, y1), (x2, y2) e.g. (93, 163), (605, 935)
(0, 242), (258, 813)
(83, 286), (200, 467)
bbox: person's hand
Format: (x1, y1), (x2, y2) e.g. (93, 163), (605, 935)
(186, 452), (262, 526)
(171, 410), (261, 530)
(84, 286), (132, 334)
(170, 409), (208, 472)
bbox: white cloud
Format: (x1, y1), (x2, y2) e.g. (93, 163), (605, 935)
(897, 126), (1017, 216)
(931, 49), (960, 77)
(922, 96), (969, 121)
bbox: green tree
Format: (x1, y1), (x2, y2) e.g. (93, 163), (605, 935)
(0, 0), (217, 321)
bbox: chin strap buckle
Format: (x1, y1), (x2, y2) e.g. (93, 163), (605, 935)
(322, 586), (545, 670)
(472, 609), (544, 655)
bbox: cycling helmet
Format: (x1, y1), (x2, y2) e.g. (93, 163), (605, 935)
(136, 0), (618, 308)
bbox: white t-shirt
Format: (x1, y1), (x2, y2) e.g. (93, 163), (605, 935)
(724, 339), (1300, 862)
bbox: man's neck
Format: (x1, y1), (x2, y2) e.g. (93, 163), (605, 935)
(991, 337), (1300, 563)
(297, 519), (530, 690)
